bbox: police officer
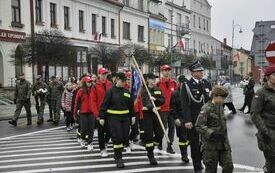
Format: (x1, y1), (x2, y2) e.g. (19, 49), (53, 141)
(142, 73), (165, 165)
(180, 61), (211, 173)
(171, 75), (190, 163)
(48, 76), (64, 125)
(9, 73), (32, 126)
(32, 75), (48, 125)
(251, 66), (275, 173)
(99, 72), (135, 168)
(196, 86), (234, 173)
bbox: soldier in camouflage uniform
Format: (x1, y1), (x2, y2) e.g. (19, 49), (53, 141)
(32, 75), (48, 125)
(251, 66), (275, 173)
(9, 73), (32, 126)
(196, 86), (234, 173)
(48, 76), (64, 125)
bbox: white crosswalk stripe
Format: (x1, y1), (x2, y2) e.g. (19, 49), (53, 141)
(0, 126), (262, 173)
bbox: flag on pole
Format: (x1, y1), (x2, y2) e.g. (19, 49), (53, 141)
(179, 39), (185, 50)
(94, 32), (102, 41)
(234, 51), (241, 61)
(131, 66), (142, 103)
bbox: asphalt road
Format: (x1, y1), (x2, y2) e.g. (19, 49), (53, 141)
(0, 87), (265, 172)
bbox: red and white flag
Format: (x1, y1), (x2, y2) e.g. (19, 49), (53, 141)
(94, 32), (102, 41)
(234, 51), (241, 61)
(179, 39), (185, 50)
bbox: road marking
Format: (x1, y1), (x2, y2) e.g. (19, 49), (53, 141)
(0, 139), (75, 147)
(0, 155), (182, 169)
(233, 164), (263, 172)
(4, 160), (186, 173)
(94, 166), (195, 173)
(0, 149), (148, 158)
(0, 126), (66, 140)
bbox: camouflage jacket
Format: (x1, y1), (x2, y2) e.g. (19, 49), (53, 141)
(48, 81), (64, 100)
(195, 102), (231, 151)
(251, 83), (275, 134)
(14, 79), (32, 101)
(32, 81), (48, 98)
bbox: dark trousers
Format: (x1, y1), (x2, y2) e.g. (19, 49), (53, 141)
(107, 115), (130, 160)
(139, 118), (145, 141)
(64, 111), (73, 127)
(51, 99), (61, 122)
(47, 99), (53, 119)
(223, 102), (237, 114)
(143, 111), (164, 158)
(160, 111), (175, 146)
(13, 99), (32, 123)
(176, 123), (189, 158)
(188, 128), (202, 171)
(97, 119), (111, 151)
(79, 113), (95, 144)
(240, 94), (254, 112)
(35, 96), (46, 121)
(129, 113), (140, 142)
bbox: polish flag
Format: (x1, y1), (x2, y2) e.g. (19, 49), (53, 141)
(94, 32), (102, 41)
(179, 39), (185, 50)
(234, 51), (241, 61)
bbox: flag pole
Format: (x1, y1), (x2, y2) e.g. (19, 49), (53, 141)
(131, 55), (171, 144)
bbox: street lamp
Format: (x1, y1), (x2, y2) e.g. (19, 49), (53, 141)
(231, 20), (243, 81)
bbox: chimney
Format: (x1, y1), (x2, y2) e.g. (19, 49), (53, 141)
(223, 38), (227, 45)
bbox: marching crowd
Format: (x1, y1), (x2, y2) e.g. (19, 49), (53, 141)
(7, 60), (275, 173)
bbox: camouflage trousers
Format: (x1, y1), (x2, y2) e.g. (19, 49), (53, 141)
(202, 149), (234, 173)
(13, 99), (32, 123)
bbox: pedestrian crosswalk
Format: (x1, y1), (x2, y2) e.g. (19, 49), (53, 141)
(0, 126), (263, 173)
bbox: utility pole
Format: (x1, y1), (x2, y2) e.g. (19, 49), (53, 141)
(170, 0), (174, 66)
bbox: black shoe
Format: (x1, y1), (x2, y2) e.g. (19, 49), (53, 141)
(167, 145), (175, 154)
(27, 122), (32, 126)
(47, 118), (53, 122)
(181, 156), (189, 163)
(52, 120), (59, 125)
(149, 157), (158, 165)
(8, 120), (17, 126)
(116, 159), (125, 168)
(37, 119), (43, 125)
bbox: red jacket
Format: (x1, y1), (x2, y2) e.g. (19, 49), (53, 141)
(158, 78), (178, 112)
(91, 80), (112, 117)
(74, 87), (93, 116)
(134, 95), (144, 119)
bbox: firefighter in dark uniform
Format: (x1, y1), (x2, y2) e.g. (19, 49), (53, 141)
(171, 75), (190, 163)
(180, 61), (212, 173)
(99, 72), (135, 168)
(142, 73), (165, 165)
(32, 75), (48, 125)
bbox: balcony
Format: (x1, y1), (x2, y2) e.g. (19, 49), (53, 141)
(176, 23), (190, 36)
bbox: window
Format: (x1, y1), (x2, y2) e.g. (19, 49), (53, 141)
(138, 0), (144, 11)
(198, 17), (201, 29)
(206, 20), (209, 31)
(199, 41), (201, 53)
(177, 13), (181, 25)
(92, 14), (97, 34)
(102, 16), (106, 36)
(111, 19), (115, 38)
(50, 3), (56, 27)
(123, 22), (130, 40)
(11, 0), (21, 23)
(138, 25), (144, 42)
(203, 18), (205, 30)
(124, 0), (130, 7)
(35, 0), (42, 23)
(193, 40), (196, 50)
(193, 15), (196, 27)
(169, 10), (173, 23)
(79, 10), (84, 32)
(64, 6), (70, 30)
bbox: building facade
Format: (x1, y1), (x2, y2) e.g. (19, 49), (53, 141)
(251, 20), (275, 68)
(189, 0), (212, 57)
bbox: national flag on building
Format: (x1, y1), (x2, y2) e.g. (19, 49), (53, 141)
(234, 51), (241, 61)
(94, 32), (102, 41)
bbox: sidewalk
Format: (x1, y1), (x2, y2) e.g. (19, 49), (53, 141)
(0, 104), (49, 121)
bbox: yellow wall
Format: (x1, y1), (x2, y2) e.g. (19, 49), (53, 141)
(233, 49), (252, 76)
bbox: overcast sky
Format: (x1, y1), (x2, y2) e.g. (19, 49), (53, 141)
(207, 0), (275, 50)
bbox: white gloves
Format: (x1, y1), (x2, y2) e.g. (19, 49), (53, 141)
(131, 117), (136, 126)
(99, 119), (105, 126)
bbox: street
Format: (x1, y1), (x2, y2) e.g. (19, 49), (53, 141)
(0, 87), (265, 173)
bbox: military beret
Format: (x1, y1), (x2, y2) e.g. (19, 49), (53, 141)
(264, 66), (275, 76)
(211, 85), (228, 98)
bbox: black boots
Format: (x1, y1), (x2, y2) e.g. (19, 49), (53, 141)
(167, 144), (175, 154)
(8, 120), (17, 126)
(147, 150), (158, 165)
(116, 159), (125, 168)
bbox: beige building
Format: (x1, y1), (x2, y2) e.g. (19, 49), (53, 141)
(232, 49), (252, 79)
